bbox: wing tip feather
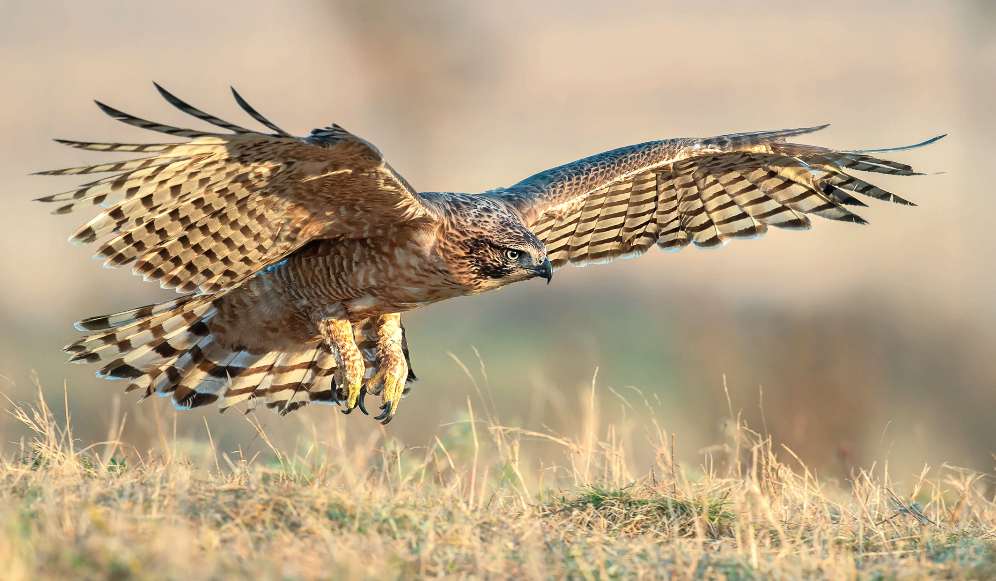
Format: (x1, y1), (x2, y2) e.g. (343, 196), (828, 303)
(846, 133), (947, 154)
(94, 99), (126, 120)
(154, 82), (255, 135)
(230, 86), (292, 137)
(774, 124), (830, 141)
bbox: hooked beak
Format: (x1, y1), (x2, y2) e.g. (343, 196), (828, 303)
(535, 257), (553, 284)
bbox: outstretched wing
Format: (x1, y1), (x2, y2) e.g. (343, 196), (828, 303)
(494, 126), (942, 269)
(36, 84), (437, 293)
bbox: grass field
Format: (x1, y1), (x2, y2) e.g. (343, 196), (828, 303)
(1, 382), (994, 581)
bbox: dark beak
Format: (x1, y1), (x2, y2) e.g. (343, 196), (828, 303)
(535, 257), (553, 284)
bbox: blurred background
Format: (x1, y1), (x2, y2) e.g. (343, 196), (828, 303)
(0, 0), (993, 481)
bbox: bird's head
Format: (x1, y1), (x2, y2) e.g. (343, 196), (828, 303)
(437, 197), (552, 292)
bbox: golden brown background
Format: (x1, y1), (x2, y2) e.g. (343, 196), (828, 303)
(0, 1), (993, 478)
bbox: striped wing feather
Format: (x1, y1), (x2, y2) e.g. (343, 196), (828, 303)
(516, 127), (940, 269)
(36, 85), (436, 294)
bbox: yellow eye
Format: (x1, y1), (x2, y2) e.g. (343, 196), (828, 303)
(504, 249), (521, 261)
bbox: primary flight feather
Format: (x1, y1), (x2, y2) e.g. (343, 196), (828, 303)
(36, 85), (942, 423)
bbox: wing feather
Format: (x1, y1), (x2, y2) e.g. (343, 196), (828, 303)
(153, 82), (258, 135)
(230, 87), (293, 138)
(496, 127), (940, 269)
(37, 86), (437, 294)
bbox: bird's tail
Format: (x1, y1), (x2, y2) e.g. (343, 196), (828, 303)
(65, 294), (416, 415)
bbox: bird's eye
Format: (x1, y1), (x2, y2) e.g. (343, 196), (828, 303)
(504, 249), (521, 261)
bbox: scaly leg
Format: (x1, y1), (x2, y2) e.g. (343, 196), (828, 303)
(367, 313), (408, 424)
(314, 316), (367, 414)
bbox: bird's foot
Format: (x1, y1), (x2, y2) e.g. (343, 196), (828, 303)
(367, 314), (407, 424)
(338, 355), (366, 415)
(316, 316), (366, 415)
(369, 362), (406, 424)
(338, 381), (368, 416)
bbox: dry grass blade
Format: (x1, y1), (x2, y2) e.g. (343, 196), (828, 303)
(0, 383), (994, 580)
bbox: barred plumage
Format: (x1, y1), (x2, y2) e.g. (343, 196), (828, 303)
(513, 129), (942, 270)
(36, 85), (941, 423)
(64, 294), (415, 415)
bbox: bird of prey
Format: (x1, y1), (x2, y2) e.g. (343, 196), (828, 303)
(37, 85), (941, 423)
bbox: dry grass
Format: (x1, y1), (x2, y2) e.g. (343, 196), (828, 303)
(1, 381), (994, 581)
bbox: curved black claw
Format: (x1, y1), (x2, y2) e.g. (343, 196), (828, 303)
(340, 386), (369, 416)
(356, 386), (369, 416)
(374, 402), (396, 425)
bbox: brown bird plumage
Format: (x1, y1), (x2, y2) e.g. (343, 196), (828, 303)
(37, 85), (942, 423)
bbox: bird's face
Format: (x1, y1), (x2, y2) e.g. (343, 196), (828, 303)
(441, 199), (552, 292)
(468, 230), (552, 289)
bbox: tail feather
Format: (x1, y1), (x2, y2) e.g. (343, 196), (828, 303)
(262, 349), (323, 414)
(169, 345), (240, 410)
(144, 331), (222, 408)
(73, 295), (196, 332)
(68, 295), (218, 364)
(217, 351), (281, 412)
(69, 297), (417, 415)
(263, 350), (315, 396)
(304, 352), (339, 404)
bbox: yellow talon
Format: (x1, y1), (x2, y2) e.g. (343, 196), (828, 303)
(370, 367), (404, 422)
(315, 314), (366, 413)
(346, 380), (362, 409)
(339, 361), (365, 412)
(318, 313), (407, 422)
(383, 375), (403, 411)
(369, 313), (407, 423)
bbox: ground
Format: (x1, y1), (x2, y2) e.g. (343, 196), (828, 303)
(1, 386), (994, 580)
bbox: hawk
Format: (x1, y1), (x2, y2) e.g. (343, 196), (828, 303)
(37, 85), (941, 423)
